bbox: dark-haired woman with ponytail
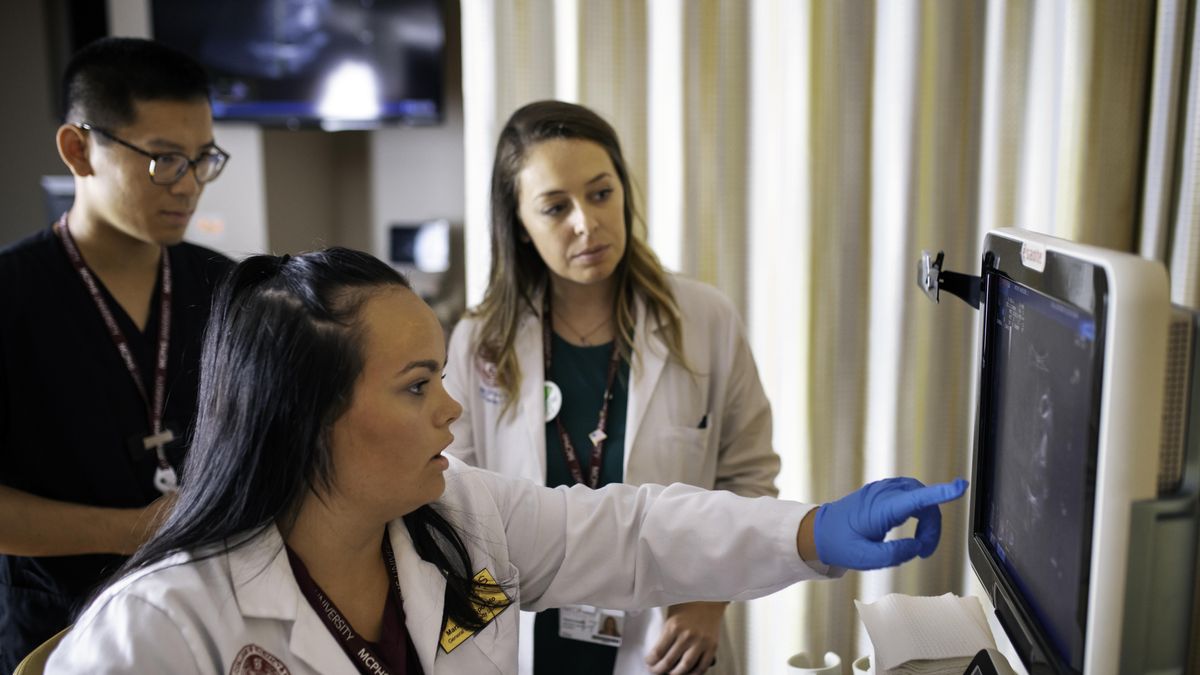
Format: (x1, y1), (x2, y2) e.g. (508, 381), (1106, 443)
(46, 247), (966, 675)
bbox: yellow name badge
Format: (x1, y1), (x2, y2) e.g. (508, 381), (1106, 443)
(439, 568), (512, 653)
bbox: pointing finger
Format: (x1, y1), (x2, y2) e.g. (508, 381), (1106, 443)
(904, 478), (968, 512)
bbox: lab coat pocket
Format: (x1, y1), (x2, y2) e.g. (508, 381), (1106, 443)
(652, 425), (714, 486)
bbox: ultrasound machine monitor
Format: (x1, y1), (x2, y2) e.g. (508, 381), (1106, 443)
(951, 228), (1200, 674)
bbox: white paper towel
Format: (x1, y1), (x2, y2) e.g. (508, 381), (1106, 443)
(854, 593), (997, 674)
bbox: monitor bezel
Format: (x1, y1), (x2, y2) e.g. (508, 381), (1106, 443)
(964, 227), (1171, 672)
(968, 234), (1109, 674)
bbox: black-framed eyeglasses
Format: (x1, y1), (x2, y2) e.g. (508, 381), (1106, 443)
(77, 122), (230, 186)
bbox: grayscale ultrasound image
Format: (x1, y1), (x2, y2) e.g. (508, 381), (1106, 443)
(984, 277), (1095, 662)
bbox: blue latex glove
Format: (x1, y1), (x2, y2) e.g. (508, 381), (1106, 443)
(814, 477), (968, 570)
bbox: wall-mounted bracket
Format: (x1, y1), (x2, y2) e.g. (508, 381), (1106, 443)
(917, 250), (981, 310)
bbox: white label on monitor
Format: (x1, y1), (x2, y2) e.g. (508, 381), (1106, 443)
(1020, 241), (1046, 272)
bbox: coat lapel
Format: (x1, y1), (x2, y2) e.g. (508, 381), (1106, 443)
(516, 303), (548, 482)
(624, 292), (669, 475)
(288, 602), (362, 675)
(390, 520), (450, 674)
(228, 526), (358, 675)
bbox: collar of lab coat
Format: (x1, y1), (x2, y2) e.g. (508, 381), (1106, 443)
(521, 283), (671, 478)
(227, 521), (449, 674)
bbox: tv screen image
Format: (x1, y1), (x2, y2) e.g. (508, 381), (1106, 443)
(949, 227), (1200, 674)
(982, 276), (1098, 665)
(152, 0), (445, 128)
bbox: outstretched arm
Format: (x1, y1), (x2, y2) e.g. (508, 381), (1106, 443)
(483, 468), (967, 609)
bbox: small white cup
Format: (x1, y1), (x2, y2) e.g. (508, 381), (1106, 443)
(851, 654), (874, 675)
(786, 651), (842, 675)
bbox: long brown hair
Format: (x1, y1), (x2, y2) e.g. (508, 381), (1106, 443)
(469, 100), (685, 414)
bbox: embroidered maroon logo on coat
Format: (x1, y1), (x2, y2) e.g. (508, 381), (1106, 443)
(476, 356), (505, 405)
(229, 644), (291, 675)
(476, 356), (499, 385)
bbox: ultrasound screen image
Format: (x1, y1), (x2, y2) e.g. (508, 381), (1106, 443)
(982, 276), (1096, 664)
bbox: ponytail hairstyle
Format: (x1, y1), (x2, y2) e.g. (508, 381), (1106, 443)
(111, 248), (497, 631)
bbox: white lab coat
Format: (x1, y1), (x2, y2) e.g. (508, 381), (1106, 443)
(46, 462), (832, 675)
(444, 276), (780, 674)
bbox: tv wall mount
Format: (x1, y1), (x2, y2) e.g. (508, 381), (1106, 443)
(917, 250), (981, 310)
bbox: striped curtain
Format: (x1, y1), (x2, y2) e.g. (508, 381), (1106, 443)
(459, 0), (1192, 669)
(1142, 0), (1200, 306)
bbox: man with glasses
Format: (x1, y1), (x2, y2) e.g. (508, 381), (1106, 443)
(0, 37), (233, 669)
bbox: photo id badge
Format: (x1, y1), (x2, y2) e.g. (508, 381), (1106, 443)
(558, 604), (624, 647)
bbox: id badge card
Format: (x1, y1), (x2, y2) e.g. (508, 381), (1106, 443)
(558, 604), (625, 647)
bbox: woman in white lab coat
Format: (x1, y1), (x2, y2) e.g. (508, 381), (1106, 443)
(444, 100), (779, 675)
(45, 248), (967, 675)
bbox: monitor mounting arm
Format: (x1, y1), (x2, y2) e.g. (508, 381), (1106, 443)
(917, 250), (981, 310)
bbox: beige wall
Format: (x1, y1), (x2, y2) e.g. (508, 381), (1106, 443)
(262, 130), (372, 256)
(0, 0), (71, 246)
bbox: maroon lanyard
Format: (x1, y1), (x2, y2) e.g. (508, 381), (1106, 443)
(53, 215), (173, 474)
(289, 535), (408, 675)
(542, 293), (621, 489)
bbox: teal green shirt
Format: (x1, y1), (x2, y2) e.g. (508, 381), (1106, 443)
(543, 333), (629, 489)
(534, 333), (630, 675)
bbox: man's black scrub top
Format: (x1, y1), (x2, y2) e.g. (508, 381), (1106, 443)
(0, 226), (232, 670)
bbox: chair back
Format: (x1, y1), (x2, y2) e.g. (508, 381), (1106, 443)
(13, 628), (70, 675)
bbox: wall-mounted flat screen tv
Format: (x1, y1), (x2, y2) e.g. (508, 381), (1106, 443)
(152, 0), (444, 129)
